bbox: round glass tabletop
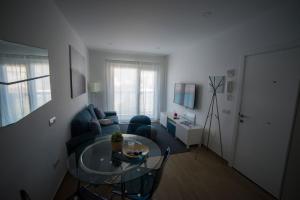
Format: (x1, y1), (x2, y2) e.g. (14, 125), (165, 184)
(67, 134), (162, 185)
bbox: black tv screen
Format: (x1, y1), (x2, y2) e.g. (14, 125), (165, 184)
(174, 83), (196, 109)
(183, 84), (196, 108)
(174, 83), (185, 105)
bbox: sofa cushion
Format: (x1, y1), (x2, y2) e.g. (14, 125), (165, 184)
(99, 118), (113, 126)
(94, 107), (106, 119)
(105, 115), (119, 124)
(89, 119), (102, 135)
(71, 108), (94, 137)
(87, 104), (97, 120)
(104, 111), (117, 117)
(102, 124), (120, 136)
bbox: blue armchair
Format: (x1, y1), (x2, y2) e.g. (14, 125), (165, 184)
(127, 115), (157, 140)
(127, 115), (151, 134)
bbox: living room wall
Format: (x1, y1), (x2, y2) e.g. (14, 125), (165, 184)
(167, 1), (300, 163)
(88, 49), (168, 114)
(0, 0), (88, 199)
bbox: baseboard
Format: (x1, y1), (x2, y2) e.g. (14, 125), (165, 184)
(232, 168), (277, 199)
(200, 144), (228, 164)
(52, 170), (68, 200)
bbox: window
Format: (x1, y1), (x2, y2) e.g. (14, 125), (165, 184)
(106, 60), (159, 122)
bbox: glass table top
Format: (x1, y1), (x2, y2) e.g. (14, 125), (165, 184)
(67, 134), (162, 185)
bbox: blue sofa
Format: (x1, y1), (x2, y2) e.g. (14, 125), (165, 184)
(71, 104), (119, 137)
(66, 104), (120, 154)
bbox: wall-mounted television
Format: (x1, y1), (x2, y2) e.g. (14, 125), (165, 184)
(174, 83), (196, 109)
(184, 84), (196, 109)
(174, 83), (185, 105)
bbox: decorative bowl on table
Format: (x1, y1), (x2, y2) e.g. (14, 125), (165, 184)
(122, 140), (149, 158)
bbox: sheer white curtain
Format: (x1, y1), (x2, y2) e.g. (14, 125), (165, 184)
(106, 60), (160, 122)
(106, 61), (139, 122)
(28, 57), (51, 108)
(139, 62), (159, 119)
(0, 56), (30, 126)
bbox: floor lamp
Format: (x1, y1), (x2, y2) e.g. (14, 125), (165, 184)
(199, 76), (224, 158)
(88, 82), (101, 106)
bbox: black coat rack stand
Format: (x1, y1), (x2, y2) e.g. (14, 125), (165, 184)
(198, 76), (224, 158)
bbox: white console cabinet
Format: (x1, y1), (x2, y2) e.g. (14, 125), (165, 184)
(160, 112), (202, 148)
(175, 123), (202, 149)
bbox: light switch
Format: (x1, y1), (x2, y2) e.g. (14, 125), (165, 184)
(49, 116), (56, 126)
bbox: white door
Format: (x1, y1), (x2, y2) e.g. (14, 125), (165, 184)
(234, 47), (300, 198)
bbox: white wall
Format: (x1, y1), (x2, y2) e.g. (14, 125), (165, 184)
(167, 1), (300, 162)
(0, 0), (88, 199)
(88, 49), (168, 113)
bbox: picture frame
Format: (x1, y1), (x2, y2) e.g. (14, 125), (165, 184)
(69, 45), (86, 98)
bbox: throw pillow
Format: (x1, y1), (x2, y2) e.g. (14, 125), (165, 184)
(99, 119), (113, 126)
(89, 119), (102, 135)
(87, 104), (97, 119)
(94, 107), (106, 119)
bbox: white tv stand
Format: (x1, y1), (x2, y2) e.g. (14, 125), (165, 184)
(160, 112), (202, 149)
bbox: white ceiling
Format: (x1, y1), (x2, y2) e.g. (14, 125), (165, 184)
(55, 0), (281, 54)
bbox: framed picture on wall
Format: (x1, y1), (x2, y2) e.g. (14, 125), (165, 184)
(69, 45), (86, 98)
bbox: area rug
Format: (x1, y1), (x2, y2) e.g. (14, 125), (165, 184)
(119, 123), (188, 155)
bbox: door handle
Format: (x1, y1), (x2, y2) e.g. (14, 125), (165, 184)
(240, 119), (244, 123)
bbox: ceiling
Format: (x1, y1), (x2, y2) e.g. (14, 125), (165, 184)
(55, 0), (281, 54)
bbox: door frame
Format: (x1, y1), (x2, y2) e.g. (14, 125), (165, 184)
(230, 45), (300, 196)
(281, 83), (300, 199)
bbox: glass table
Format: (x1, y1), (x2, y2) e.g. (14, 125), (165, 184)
(67, 134), (163, 185)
